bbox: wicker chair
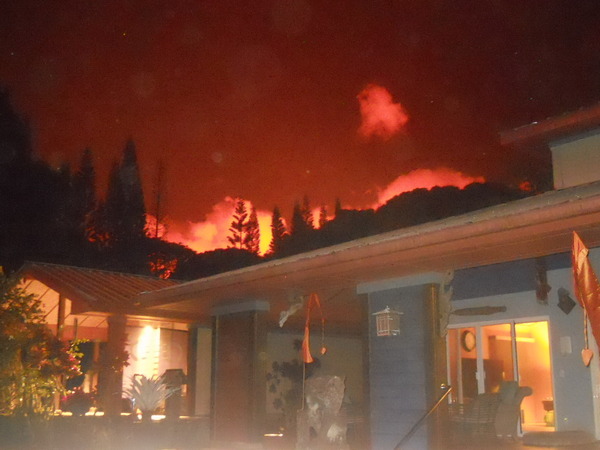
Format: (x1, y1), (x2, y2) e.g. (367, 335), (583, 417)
(449, 382), (532, 439)
(449, 393), (500, 436)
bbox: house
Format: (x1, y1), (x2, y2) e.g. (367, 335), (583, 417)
(18, 104), (600, 448)
(16, 262), (205, 416)
(132, 102), (600, 448)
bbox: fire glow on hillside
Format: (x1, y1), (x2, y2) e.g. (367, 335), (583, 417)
(163, 167), (484, 255)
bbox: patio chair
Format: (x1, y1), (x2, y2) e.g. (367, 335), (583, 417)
(449, 393), (500, 437)
(494, 381), (532, 439)
(449, 381), (532, 439)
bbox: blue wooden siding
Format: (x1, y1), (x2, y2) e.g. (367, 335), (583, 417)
(368, 285), (429, 450)
(453, 253), (570, 301)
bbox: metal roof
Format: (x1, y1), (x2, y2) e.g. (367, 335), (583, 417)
(18, 262), (184, 318)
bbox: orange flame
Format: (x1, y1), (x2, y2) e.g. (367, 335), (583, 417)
(164, 169), (484, 256)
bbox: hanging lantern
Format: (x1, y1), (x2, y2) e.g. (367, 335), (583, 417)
(373, 306), (403, 337)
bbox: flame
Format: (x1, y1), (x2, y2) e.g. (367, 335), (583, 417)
(373, 168), (485, 208)
(357, 84), (409, 140)
(145, 214), (167, 239)
(164, 168), (483, 256)
(164, 197), (272, 255)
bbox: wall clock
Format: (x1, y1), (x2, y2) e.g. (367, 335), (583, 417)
(461, 330), (476, 352)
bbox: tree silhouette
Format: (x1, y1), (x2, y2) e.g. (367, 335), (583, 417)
(318, 205), (328, 229)
(228, 199), (249, 249)
(72, 148), (97, 241)
(0, 88), (32, 166)
(301, 195), (314, 230)
(245, 206), (260, 254)
(99, 140), (149, 273)
(103, 140), (146, 245)
(0, 88), (64, 271)
(290, 202), (308, 236)
(268, 206), (287, 255)
(149, 159), (167, 239)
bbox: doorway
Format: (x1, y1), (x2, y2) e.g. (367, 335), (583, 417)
(447, 320), (555, 432)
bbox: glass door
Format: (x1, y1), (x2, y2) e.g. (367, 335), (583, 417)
(447, 320), (554, 431)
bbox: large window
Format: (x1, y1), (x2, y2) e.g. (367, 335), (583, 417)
(448, 320), (554, 431)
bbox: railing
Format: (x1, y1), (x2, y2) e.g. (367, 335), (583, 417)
(393, 384), (452, 450)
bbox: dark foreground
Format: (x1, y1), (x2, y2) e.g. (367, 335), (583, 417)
(1, 415), (599, 450)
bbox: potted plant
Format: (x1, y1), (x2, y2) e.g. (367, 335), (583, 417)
(124, 374), (177, 422)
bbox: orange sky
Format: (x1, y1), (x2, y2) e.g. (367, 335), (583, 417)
(1, 1), (598, 253)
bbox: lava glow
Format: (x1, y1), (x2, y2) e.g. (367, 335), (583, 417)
(357, 84), (409, 140)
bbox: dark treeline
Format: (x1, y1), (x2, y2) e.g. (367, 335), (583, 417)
(0, 88), (531, 280)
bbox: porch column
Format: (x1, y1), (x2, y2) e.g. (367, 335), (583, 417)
(211, 301), (269, 443)
(424, 283), (449, 450)
(56, 294), (66, 340)
(366, 280), (448, 449)
(186, 322), (200, 416)
(100, 313), (127, 417)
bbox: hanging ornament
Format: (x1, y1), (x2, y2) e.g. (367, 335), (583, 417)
(582, 309), (594, 367)
(301, 293), (326, 363)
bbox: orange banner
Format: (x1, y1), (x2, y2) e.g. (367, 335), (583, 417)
(572, 232), (600, 354)
(301, 293), (326, 364)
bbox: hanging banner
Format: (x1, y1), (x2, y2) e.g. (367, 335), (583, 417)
(301, 293), (326, 364)
(572, 232), (600, 365)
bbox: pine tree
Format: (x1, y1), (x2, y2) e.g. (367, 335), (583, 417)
(104, 140), (147, 245)
(104, 160), (126, 244)
(0, 88), (63, 270)
(150, 159), (167, 239)
(72, 148), (97, 241)
(244, 206), (261, 254)
(301, 195), (314, 230)
(119, 139), (146, 240)
(269, 206), (287, 255)
(334, 198), (342, 218)
(228, 199), (248, 249)
(290, 201), (308, 236)
(318, 205), (328, 228)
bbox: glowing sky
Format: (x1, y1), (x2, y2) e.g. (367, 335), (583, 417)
(1, 1), (599, 253)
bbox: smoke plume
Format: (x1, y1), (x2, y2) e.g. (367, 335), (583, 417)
(357, 84), (409, 140)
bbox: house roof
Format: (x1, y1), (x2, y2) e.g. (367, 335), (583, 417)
(137, 179), (600, 333)
(500, 102), (600, 146)
(18, 262), (189, 320)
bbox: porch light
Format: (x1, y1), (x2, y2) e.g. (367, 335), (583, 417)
(373, 306), (403, 337)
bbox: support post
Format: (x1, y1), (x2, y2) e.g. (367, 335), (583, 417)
(211, 303), (269, 443)
(424, 283), (449, 449)
(100, 314), (128, 417)
(186, 323), (200, 416)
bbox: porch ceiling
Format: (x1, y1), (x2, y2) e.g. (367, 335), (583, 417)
(138, 181), (600, 333)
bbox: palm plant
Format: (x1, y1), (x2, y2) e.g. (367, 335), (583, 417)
(124, 375), (177, 422)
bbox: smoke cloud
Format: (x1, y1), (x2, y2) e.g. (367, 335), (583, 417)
(357, 84), (409, 140)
